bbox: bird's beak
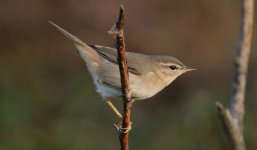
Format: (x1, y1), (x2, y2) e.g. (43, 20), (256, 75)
(183, 67), (196, 72)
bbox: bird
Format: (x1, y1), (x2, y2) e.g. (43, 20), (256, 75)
(49, 21), (194, 119)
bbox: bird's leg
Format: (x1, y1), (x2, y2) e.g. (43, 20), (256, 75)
(104, 97), (133, 133)
(104, 98), (122, 119)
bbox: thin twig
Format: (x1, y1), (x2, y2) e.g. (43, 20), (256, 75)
(109, 5), (133, 150)
(216, 0), (254, 150)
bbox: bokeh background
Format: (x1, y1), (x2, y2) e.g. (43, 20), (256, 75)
(0, 0), (256, 149)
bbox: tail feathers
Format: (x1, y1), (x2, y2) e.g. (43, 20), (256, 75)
(49, 21), (90, 49)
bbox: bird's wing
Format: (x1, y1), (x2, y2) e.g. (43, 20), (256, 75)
(88, 45), (145, 75)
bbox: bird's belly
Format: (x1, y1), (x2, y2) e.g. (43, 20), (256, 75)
(92, 68), (166, 100)
(95, 81), (162, 100)
(95, 83), (122, 98)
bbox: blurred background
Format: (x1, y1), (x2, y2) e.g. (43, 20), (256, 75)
(0, 0), (256, 149)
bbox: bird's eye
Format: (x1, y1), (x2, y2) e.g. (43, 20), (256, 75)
(169, 65), (177, 70)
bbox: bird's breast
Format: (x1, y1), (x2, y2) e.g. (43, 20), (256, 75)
(129, 72), (167, 100)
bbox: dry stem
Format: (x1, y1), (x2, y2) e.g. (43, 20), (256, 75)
(216, 0), (254, 150)
(109, 5), (133, 150)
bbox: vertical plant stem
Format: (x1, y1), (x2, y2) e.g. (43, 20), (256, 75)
(230, 0), (254, 123)
(110, 5), (133, 150)
(216, 0), (254, 150)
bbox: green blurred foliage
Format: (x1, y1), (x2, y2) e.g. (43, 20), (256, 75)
(0, 0), (257, 149)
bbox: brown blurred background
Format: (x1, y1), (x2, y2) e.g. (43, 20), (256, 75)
(0, 0), (256, 150)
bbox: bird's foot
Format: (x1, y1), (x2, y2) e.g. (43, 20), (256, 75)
(114, 122), (132, 133)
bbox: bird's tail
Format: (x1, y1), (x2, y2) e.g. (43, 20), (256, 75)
(49, 21), (99, 62)
(48, 21), (93, 50)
